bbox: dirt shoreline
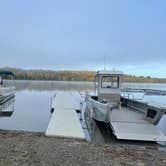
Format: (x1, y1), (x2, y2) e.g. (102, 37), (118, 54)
(0, 130), (165, 166)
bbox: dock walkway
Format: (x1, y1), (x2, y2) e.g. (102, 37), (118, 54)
(46, 92), (85, 140)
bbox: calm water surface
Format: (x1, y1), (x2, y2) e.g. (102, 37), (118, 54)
(0, 80), (166, 136)
(0, 80), (93, 132)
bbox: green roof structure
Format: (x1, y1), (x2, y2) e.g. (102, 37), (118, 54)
(0, 70), (14, 76)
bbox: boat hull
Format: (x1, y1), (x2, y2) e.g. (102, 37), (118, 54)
(86, 96), (110, 122)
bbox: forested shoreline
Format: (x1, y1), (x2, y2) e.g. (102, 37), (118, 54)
(1, 67), (166, 83)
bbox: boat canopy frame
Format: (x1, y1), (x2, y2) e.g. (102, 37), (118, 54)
(0, 70), (14, 76)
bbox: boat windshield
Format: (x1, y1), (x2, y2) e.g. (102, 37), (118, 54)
(101, 76), (119, 89)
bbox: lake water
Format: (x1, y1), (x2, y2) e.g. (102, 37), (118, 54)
(0, 80), (93, 132)
(0, 80), (166, 141)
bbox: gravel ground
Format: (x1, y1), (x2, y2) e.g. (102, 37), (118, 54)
(0, 130), (165, 166)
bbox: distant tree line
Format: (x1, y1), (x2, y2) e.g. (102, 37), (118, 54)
(1, 67), (166, 83)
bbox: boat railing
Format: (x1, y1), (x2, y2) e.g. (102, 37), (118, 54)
(122, 88), (166, 96)
(121, 91), (146, 100)
(121, 97), (166, 124)
(1, 79), (16, 88)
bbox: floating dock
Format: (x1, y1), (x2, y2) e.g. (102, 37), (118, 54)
(46, 92), (85, 140)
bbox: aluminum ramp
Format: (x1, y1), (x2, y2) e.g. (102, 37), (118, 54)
(109, 108), (166, 142)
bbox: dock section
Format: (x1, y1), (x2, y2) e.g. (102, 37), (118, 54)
(46, 92), (85, 140)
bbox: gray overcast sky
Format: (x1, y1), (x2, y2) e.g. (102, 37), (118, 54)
(0, 0), (166, 77)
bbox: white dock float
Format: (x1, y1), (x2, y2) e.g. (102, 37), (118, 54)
(46, 92), (85, 140)
(51, 91), (82, 110)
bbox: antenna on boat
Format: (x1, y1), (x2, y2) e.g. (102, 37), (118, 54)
(104, 55), (106, 71)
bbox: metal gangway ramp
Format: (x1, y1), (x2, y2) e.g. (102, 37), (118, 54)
(109, 108), (166, 142)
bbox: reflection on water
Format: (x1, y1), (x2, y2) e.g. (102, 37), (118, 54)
(85, 112), (113, 144)
(5, 80), (166, 91)
(15, 80), (93, 92)
(0, 80), (94, 132)
(0, 80), (165, 142)
(0, 91), (51, 132)
(123, 82), (166, 91)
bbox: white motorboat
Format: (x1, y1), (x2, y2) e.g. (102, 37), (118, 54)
(85, 70), (166, 142)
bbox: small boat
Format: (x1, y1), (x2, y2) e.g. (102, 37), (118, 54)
(85, 70), (166, 142)
(0, 70), (16, 105)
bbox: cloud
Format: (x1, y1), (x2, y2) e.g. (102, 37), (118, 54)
(0, 0), (166, 77)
